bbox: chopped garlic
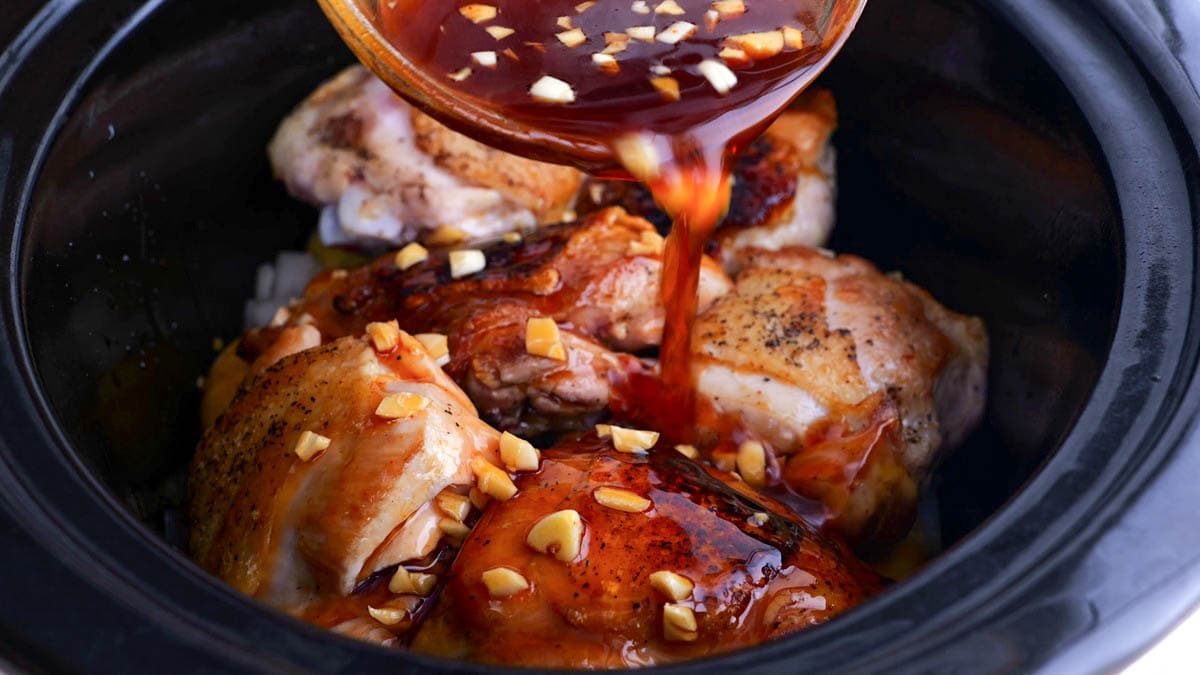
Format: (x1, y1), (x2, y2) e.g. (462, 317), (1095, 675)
(526, 509), (584, 562)
(593, 487), (652, 512)
(725, 30), (784, 59)
(663, 603), (698, 641)
(459, 3), (498, 23)
(526, 317), (567, 361)
(367, 606), (408, 626)
(613, 132), (662, 181)
(719, 46), (748, 62)
(626, 25), (656, 42)
(556, 28), (587, 48)
(655, 0), (686, 15)
(375, 392), (429, 419)
(650, 76), (680, 101)
(609, 425), (660, 454)
(436, 491), (472, 521)
(592, 52), (619, 73)
(469, 487), (490, 510)
(366, 320), (402, 352)
(649, 570), (694, 601)
(698, 58), (737, 94)
(481, 567), (530, 597)
(782, 26), (804, 49)
(674, 444), (699, 459)
(293, 431), (331, 461)
(471, 50), (498, 67)
(471, 457), (518, 500)
(736, 440), (766, 486)
(438, 517), (471, 539)
(485, 25), (515, 40)
(530, 75), (576, 104)
(500, 431), (541, 472)
(656, 21), (696, 45)
(604, 32), (631, 54)
(711, 0), (745, 17)
(414, 333), (450, 366)
(389, 567), (437, 596)
(704, 8), (720, 30)
(449, 249), (486, 278)
(395, 242), (429, 270)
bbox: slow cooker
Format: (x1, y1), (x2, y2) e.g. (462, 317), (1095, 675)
(1, 0), (1198, 671)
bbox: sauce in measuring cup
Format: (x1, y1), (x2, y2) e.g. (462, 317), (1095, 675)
(370, 0), (864, 427)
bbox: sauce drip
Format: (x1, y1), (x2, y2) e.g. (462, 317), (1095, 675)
(642, 146), (731, 414)
(375, 0), (861, 428)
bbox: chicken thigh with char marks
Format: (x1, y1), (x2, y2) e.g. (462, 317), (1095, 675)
(207, 207), (733, 435)
(411, 435), (882, 668)
(272, 66), (838, 258)
(577, 89), (839, 270)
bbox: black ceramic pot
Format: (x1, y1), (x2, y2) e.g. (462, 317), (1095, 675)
(1, 0), (1198, 672)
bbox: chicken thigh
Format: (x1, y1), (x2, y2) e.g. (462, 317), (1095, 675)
(269, 65), (581, 248)
(577, 89), (838, 270)
(691, 247), (988, 542)
(189, 331), (500, 617)
(411, 435), (881, 668)
(212, 207), (732, 434)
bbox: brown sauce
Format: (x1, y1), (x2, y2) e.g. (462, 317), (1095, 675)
(407, 437), (883, 667)
(376, 0), (861, 428)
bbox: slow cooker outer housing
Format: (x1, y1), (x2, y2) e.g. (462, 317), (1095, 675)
(1, 0), (1198, 673)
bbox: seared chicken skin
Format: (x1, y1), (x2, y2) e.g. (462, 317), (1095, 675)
(189, 332), (501, 618)
(270, 65), (581, 247)
(690, 247), (988, 542)
(411, 435), (881, 668)
(577, 89), (838, 270)
(184, 54), (1000, 666)
(209, 208), (733, 434)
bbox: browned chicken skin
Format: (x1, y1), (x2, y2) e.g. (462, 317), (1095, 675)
(211, 207), (732, 435)
(577, 89), (838, 269)
(270, 206), (730, 352)
(411, 435), (881, 668)
(190, 333), (500, 614)
(269, 65), (581, 246)
(188, 77), (994, 666)
(690, 247), (988, 542)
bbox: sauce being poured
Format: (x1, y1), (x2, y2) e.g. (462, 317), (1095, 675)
(372, 0), (863, 426)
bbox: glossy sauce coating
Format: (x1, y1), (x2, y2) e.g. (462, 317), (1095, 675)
(374, 0), (861, 431)
(411, 435), (881, 667)
(238, 208), (726, 360)
(229, 208), (732, 436)
(379, 0), (836, 166)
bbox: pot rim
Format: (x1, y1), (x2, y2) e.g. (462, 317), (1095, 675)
(0, 0), (1197, 672)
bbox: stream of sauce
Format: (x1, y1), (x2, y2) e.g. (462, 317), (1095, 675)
(376, 0), (861, 425)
